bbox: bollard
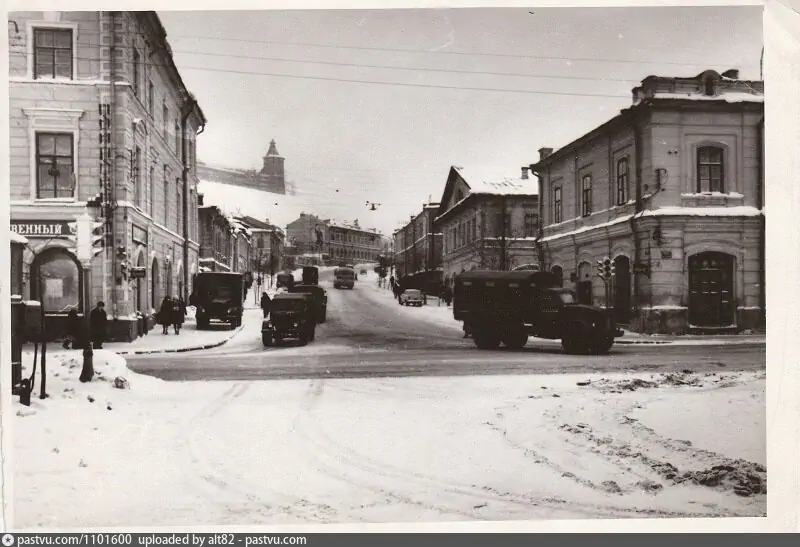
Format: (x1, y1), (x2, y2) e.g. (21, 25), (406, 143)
(80, 346), (94, 383)
(19, 378), (31, 406)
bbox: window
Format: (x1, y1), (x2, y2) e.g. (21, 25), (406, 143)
(163, 166), (170, 226)
(132, 48), (141, 98)
(148, 82), (154, 115)
(149, 165), (155, 215)
(697, 146), (724, 193)
(175, 120), (181, 158)
(553, 187), (562, 224)
(33, 28), (73, 79)
(703, 78), (715, 96)
(133, 146), (142, 208)
(36, 133), (74, 199)
(176, 181), (182, 233)
(581, 175), (592, 217)
(524, 213), (537, 237)
(616, 158), (629, 205)
(162, 104), (169, 140)
(33, 249), (81, 313)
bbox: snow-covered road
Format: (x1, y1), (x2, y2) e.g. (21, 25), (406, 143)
(13, 351), (765, 528)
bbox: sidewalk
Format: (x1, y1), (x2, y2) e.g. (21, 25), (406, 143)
(102, 311), (245, 356)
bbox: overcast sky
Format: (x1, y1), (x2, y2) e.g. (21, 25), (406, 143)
(158, 6), (763, 235)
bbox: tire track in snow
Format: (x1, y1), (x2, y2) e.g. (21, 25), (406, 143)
(179, 381), (342, 524)
(290, 379), (490, 521)
(292, 381), (653, 520)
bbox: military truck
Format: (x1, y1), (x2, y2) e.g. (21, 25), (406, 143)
(276, 272), (295, 290)
(191, 271), (245, 329)
(262, 293), (316, 346)
(302, 266), (319, 285)
(453, 270), (623, 354)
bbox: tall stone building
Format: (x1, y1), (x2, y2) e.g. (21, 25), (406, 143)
(530, 69), (765, 334)
(195, 139), (286, 194)
(393, 202), (443, 288)
(8, 10), (206, 341)
(434, 166), (539, 283)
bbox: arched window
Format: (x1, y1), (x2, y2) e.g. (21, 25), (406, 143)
(616, 158), (629, 205)
(32, 248), (82, 313)
(697, 146), (724, 193)
(176, 178), (182, 234)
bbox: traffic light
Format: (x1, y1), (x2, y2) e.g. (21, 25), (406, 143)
(90, 221), (106, 257)
(597, 256), (613, 280)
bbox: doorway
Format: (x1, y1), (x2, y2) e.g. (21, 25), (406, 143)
(688, 252), (735, 327)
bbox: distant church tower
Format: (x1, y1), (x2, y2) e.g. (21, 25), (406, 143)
(259, 139), (286, 193)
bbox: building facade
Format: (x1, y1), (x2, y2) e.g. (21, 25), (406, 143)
(8, 11), (206, 341)
(195, 139), (286, 194)
(327, 220), (383, 264)
(530, 69), (765, 334)
(286, 213), (329, 262)
(434, 166), (539, 283)
(240, 215), (285, 275)
(393, 203), (443, 284)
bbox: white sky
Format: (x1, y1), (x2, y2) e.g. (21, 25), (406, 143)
(158, 6), (764, 234)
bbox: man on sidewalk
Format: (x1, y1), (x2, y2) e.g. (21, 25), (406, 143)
(89, 301), (108, 349)
(260, 292), (272, 318)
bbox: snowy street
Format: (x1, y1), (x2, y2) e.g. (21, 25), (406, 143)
(12, 268), (766, 528)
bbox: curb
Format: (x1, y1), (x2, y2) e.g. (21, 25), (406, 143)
(114, 324), (245, 356)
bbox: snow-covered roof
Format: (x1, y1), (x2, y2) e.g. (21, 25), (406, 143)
(642, 91), (764, 104)
(10, 232), (28, 245)
(454, 166), (538, 197)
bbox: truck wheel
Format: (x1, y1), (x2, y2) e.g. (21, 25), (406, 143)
(474, 332), (501, 350)
(562, 335), (587, 355)
(262, 334), (273, 347)
(590, 336), (614, 355)
(274, 335), (283, 346)
(502, 329), (528, 350)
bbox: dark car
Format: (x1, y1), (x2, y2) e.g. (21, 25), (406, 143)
(288, 284), (327, 323)
(453, 270), (623, 354)
(262, 293), (316, 346)
(191, 271), (245, 329)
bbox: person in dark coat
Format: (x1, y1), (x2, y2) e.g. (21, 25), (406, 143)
(260, 292), (271, 318)
(158, 296), (172, 334)
(444, 285), (453, 307)
(172, 296), (186, 335)
(63, 308), (82, 349)
(89, 301), (108, 349)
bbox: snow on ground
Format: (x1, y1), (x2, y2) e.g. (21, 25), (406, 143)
(13, 358), (766, 527)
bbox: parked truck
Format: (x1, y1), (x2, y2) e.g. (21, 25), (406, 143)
(191, 271), (245, 329)
(302, 266), (319, 285)
(333, 267), (356, 289)
(453, 270), (623, 354)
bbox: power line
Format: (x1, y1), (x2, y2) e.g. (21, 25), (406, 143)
(77, 42), (643, 84)
(166, 33), (750, 69)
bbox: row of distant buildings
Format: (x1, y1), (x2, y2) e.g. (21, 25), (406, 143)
(6, 10), (293, 343)
(284, 213), (391, 268)
(394, 69), (765, 335)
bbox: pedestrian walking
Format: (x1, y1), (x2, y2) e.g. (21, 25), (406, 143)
(157, 296), (172, 334)
(444, 284), (453, 307)
(63, 308), (82, 349)
(260, 292), (272, 318)
(89, 301), (108, 349)
(172, 296), (186, 335)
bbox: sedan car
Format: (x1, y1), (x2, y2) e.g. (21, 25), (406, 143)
(399, 288), (424, 307)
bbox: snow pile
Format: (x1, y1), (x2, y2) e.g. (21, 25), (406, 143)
(15, 349), (168, 419)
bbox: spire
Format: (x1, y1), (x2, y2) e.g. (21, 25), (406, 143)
(266, 139), (281, 157)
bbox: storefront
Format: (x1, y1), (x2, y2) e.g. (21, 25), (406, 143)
(11, 219), (85, 341)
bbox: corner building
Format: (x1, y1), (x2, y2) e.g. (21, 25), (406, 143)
(530, 69), (764, 334)
(8, 11), (206, 341)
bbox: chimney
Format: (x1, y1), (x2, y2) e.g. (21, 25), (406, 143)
(721, 69), (739, 80)
(521, 167), (529, 179)
(538, 147), (554, 161)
